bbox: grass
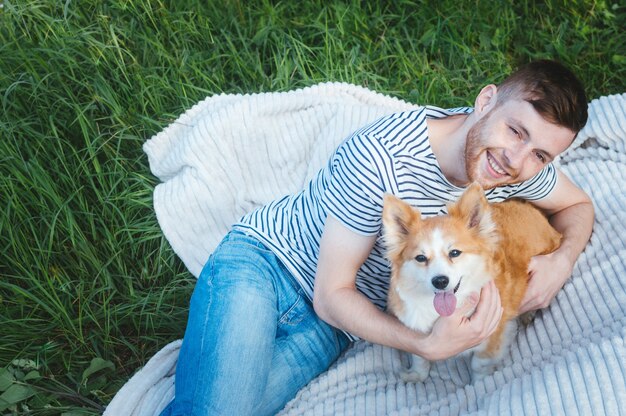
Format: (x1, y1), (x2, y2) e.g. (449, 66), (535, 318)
(0, 0), (624, 414)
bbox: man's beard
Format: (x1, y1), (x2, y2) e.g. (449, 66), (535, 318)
(463, 113), (516, 190)
(464, 116), (490, 188)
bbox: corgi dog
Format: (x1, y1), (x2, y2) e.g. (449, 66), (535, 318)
(382, 183), (561, 382)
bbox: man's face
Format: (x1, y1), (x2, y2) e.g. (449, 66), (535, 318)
(464, 98), (575, 189)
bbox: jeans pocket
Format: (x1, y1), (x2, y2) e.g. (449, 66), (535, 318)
(278, 294), (306, 326)
(227, 229), (275, 256)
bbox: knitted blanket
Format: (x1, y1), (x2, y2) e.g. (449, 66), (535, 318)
(104, 84), (626, 416)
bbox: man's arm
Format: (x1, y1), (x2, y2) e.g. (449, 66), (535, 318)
(521, 169), (594, 313)
(313, 215), (503, 361)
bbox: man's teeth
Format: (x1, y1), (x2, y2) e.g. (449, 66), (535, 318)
(488, 154), (507, 175)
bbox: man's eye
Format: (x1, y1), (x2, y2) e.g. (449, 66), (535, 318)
(535, 151), (546, 163)
(509, 127), (520, 137)
(415, 254), (428, 263)
(449, 249), (462, 258)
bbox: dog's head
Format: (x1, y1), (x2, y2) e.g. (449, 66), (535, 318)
(382, 183), (498, 316)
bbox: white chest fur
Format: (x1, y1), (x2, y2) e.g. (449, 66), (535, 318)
(395, 287), (440, 333)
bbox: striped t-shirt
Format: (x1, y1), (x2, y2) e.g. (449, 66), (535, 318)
(234, 106), (557, 339)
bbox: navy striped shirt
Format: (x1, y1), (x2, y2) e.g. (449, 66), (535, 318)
(234, 107), (557, 340)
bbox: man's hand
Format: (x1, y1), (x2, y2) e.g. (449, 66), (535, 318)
(519, 250), (573, 314)
(524, 169), (594, 314)
(424, 280), (503, 361)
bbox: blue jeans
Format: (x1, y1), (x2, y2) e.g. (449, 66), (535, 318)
(160, 230), (350, 416)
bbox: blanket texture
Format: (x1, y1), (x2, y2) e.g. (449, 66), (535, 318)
(104, 84), (626, 416)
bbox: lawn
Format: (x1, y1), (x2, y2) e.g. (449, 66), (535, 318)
(0, 0), (624, 414)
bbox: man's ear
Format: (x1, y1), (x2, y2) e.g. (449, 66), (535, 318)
(474, 84), (498, 117)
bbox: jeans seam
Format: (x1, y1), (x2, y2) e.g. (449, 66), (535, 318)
(189, 257), (214, 413)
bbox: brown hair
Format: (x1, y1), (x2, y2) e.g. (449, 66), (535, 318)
(496, 60), (588, 133)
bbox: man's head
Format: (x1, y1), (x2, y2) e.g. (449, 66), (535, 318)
(464, 60), (588, 189)
(495, 60), (588, 133)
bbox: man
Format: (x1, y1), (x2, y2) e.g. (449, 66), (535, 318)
(161, 60), (593, 416)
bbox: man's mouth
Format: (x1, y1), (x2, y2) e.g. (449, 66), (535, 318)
(486, 151), (508, 177)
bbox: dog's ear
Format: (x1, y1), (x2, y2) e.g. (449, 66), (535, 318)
(449, 183), (498, 243)
(382, 194), (420, 259)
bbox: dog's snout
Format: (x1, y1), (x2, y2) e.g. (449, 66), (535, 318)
(431, 275), (449, 290)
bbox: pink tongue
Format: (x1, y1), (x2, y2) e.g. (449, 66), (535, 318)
(433, 291), (457, 317)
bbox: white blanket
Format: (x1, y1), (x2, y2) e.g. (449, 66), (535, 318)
(104, 84), (626, 416)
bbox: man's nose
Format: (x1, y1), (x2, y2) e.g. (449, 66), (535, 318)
(503, 142), (529, 171)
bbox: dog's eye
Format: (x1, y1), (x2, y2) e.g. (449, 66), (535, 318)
(415, 254), (428, 263)
(449, 249), (462, 258)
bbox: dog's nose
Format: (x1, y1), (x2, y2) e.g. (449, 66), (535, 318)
(431, 275), (449, 290)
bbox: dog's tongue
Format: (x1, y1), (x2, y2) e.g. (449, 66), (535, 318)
(433, 291), (457, 317)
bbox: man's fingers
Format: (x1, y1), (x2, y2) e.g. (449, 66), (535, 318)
(428, 280), (504, 358)
(456, 292), (479, 317)
(470, 280), (502, 335)
(473, 281), (500, 318)
(519, 299), (532, 315)
(487, 306), (504, 336)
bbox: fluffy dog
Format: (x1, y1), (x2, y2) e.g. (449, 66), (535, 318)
(382, 183), (561, 382)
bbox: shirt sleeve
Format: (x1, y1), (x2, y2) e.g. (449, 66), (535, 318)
(319, 133), (396, 235)
(510, 163), (558, 200)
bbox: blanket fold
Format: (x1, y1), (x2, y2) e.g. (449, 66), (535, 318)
(105, 85), (626, 416)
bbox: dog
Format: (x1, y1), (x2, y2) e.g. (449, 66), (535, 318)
(382, 183), (561, 382)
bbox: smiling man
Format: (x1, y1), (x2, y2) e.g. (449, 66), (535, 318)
(162, 60), (593, 416)
(424, 61), (592, 315)
(314, 59), (592, 370)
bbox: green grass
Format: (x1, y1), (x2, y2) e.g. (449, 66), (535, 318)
(0, 0), (624, 414)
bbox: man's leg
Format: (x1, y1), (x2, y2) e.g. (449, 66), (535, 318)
(253, 271), (351, 415)
(162, 231), (281, 415)
(161, 230), (350, 415)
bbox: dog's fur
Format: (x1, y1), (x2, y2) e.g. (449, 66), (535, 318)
(382, 183), (561, 382)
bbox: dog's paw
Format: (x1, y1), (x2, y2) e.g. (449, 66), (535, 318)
(470, 354), (497, 380)
(470, 365), (495, 383)
(470, 370), (490, 383)
(399, 368), (429, 383)
(398, 354), (430, 383)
